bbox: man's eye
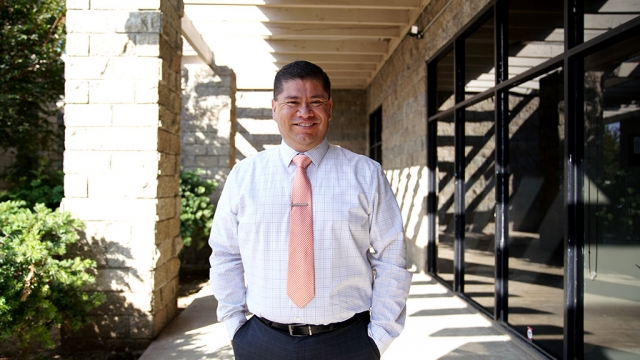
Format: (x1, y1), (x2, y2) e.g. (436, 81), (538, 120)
(310, 101), (324, 107)
(286, 101), (299, 106)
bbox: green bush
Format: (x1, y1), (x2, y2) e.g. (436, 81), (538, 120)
(0, 201), (104, 359)
(0, 164), (64, 210)
(180, 168), (217, 250)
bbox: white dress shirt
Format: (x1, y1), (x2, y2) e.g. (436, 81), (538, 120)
(209, 139), (412, 354)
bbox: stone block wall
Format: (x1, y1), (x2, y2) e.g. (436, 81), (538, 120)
(366, 0), (492, 272)
(181, 56), (236, 202)
(62, 0), (183, 352)
(234, 90), (278, 162)
(328, 90), (368, 154)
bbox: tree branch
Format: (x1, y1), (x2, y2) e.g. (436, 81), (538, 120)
(20, 264), (36, 302)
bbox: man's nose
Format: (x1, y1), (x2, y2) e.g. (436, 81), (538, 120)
(297, 103), (314, 117)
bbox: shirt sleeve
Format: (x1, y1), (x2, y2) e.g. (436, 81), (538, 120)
(208, 167), (248, 339)
(366, 165), (413, 354)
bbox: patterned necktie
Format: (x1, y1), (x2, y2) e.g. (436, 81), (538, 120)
(287, 154), (315, 308)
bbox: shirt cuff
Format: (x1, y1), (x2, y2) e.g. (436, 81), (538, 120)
(367, 322), (394, 355)
(225, 313), (248, 340)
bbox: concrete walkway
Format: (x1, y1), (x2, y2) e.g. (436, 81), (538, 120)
(140, 273), (546, 360)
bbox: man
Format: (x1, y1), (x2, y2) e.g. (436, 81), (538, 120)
(209, 60), (412, 359)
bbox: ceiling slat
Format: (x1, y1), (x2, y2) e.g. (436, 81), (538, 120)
(325, 70), (372, 78)
(266, 40), (389, 54)
(184, 0), (421, 10)
(184, 0), (432, 89)
(190, 22), (400, 39)
(277, 62), (378, 71)
(272, 53), (383, 64)
(186, 6), (410, 25)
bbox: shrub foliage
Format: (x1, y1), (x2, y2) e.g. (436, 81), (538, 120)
(0, 164), (64, 210)
(180, 168), (217, 250)
(0, 201), (103, 359)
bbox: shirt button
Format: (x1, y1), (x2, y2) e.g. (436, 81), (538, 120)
(296, 317), (301, 321)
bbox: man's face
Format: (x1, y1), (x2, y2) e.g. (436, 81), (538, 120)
(272, 78), (332, 152)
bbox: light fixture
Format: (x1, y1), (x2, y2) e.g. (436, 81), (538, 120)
(409, 25), (424, 39)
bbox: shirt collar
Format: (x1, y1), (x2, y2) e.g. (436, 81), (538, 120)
(280, 138), (329, 168)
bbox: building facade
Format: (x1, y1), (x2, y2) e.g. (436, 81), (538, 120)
(54, 0), (639, 358)
(369, 0), (639, 358)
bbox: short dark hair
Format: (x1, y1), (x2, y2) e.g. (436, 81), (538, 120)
(273, 60), (331, 100)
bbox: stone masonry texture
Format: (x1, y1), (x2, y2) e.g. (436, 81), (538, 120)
(181, 56), (237, 203)
(61, 0), (184, 353)
(367, 0), (492, 272)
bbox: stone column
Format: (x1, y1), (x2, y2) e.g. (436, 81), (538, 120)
(62, 0), (183, 352)
(181, 57), (236, 201)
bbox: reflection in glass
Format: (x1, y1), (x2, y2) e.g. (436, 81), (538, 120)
(436, 49), (454, 112)
(436, 115), (455, 288)
(507, 68), (565, 359)
(463, 97), (496, 314)
(508, 0), (564, 80)
(585, 0), (640, 42)
(465, 16), (494, 97)
(583, 33), (640, 359)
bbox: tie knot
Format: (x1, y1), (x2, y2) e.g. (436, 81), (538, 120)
(292, 154), (312, 169)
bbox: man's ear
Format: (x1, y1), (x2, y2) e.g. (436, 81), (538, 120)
(271, 99), (277, 120)
(328, 98), (333, 120)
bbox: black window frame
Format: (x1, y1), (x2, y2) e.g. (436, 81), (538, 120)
(425, 0), (640, 358)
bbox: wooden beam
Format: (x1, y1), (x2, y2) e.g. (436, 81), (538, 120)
(272, 53), (383, 64)
(186, 6), (410, 25)
(181, 12), (215, 66)
(331, 78), (369, 86)
(266, 40), (388, 54)
(370, 0), (432, 85)
(325, 70), (372, 78)
(184, 0), (422, 10)
(190, 22), (400, 39)
(276, 62), (377, 71)
(181, 0), (434, 89)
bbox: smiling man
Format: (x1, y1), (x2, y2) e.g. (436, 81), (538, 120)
(208, 60), (412, 360)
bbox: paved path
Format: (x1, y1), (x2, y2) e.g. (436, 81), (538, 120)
(141, 273), (546, 359)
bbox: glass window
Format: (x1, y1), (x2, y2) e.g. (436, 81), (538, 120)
(436, 49), (454, 113)
(583, 33), (640, 359)
(369, 107), (382, 164)
(508, 0), (564, 79)
(463, 96), (496, 314)
(465, 16), (495, 97)
(584, 0), (640, 42)
(507, 68), (565, 359)
(436, 114), (455, 288)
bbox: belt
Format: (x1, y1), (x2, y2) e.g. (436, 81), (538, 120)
(255, 311), (367, 337)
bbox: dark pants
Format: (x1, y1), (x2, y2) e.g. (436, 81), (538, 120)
(232, 313), (381, 360)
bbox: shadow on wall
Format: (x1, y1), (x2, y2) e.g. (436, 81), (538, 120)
(386, 165), (428, 273)
(62, 232), (155, 354)
(181, 62), (236, 202)
(234, 90), (281, 163)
